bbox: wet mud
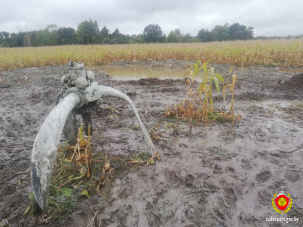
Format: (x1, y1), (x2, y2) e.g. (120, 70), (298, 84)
(0, 61), (303, 226)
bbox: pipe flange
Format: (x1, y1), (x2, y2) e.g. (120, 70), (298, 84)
(62, 87), (86, 108)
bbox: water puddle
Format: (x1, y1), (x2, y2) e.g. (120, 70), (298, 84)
(100, 66), (188, 81)
(256, 100), (302, 115)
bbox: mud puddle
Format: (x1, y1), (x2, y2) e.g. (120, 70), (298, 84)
(63, 99), (303, 227)
(0, 61), (303, 226)
(100, 66), (187, 81)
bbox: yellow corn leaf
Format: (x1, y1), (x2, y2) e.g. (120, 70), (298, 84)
(81, 190), (90, 198)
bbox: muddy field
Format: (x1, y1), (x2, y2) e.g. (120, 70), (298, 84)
(0, 60), (303, 226)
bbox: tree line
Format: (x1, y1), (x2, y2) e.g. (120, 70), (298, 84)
(0, 19), (256, 47)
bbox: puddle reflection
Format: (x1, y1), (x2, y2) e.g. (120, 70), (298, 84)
(101, 66), (188, 81)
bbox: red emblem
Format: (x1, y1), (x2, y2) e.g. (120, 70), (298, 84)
(275, 194), (289, 211)
(272, 189), (292, 213)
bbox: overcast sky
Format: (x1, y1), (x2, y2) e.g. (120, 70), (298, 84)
(1, 0), (303, 37)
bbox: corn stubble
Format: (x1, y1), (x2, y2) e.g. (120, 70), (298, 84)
(1, 39), (303, 71)
(24, 125), (159, 221)
(165, 61), (241, 124)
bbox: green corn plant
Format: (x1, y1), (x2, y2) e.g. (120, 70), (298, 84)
(168, 61), (224, 123)
(192, 61), (224, 122)
(165, 60), (241, 125)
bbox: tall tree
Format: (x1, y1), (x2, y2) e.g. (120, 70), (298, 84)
(211, 25), (230, 41)
(167, 30), (177, 43)
(47, 24), (59, 45)
(143, 24), (165, 43)
(23, 32), (35, 47)
(0, 32), (10, 47)
(129, 34), (144, 44)
(100, 26), (109, 38)
(77, 19), (99, 44)
(99, 26), (110, 44)
(17, 32), (26, 47)
(110, 28), (127, 44)
(197, 29), (213, 42)
(229, 23), (253, 40)
(174, 29), (184, 42)
(34, 29), (50, 46)
(35, 24), (59, 46)
(9, 33), (18, 47)
(167, 28), (184, 43)
(57, 27), (76, 45)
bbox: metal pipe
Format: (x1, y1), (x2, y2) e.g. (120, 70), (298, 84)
(31, 93), (81, 211)
(31, 86), (155, 212)
(99, 85), (155, 155)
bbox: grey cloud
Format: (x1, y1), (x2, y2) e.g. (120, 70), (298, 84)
(0, 0), (303, 36)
